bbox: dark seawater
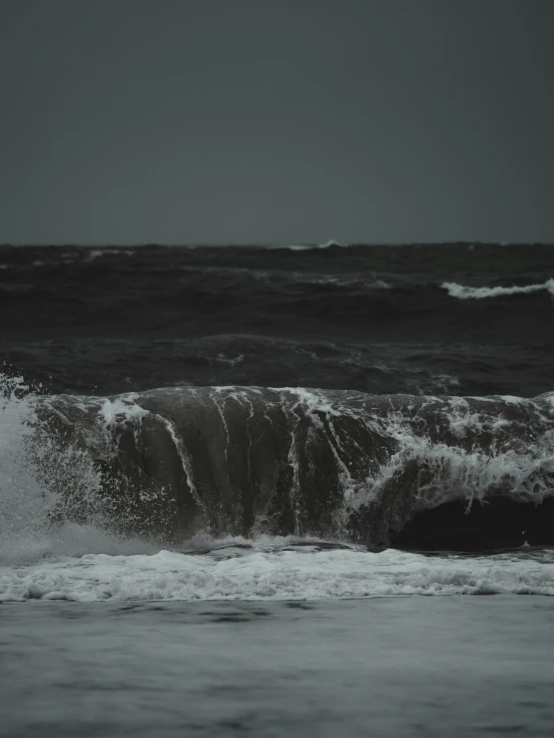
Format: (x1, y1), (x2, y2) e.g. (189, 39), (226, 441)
(1, 243), (554, 737)
(2, 243), (554, 396)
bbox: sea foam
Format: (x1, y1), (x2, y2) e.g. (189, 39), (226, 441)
(442, 279), (554, 300)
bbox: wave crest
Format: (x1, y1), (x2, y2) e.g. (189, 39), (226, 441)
(3, 376), (553, 552)
(442, 279), (554, 300)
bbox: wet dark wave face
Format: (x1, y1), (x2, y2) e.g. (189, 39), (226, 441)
(30, 386), (554, 550)
(1, 243), (554, 553)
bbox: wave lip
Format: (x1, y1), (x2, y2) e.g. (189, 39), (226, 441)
(442, 279), (554, 300)
(3, 372), (554, 555)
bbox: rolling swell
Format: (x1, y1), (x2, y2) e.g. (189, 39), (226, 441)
(2, 244), (554, 350)
(2, 244), (554, 400)
(35, 385), (554, 551)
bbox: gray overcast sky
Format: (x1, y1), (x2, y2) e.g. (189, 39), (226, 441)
(1, 0), (553, 245)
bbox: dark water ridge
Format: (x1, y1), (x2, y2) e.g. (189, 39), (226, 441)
(34, 385), (554, 551)
(6, 336), (553, 398)
(2, 246), (554, 348)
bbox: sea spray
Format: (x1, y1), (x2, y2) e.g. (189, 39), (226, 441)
(0, 374), (166, 563)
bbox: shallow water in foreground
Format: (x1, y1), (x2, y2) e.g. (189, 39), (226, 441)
(2, 596), (554, 738)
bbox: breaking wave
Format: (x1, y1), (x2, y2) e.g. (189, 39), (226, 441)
(2, 374), (554, 559)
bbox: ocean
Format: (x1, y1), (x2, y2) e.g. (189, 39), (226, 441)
(1, 242), (554, 737)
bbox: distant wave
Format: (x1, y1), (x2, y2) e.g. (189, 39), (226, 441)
(442, 279), (554, 300)
(274, 240), (347, 251)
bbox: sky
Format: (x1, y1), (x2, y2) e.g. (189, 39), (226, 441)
(1, 0), (554, 245)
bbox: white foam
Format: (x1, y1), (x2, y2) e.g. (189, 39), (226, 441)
(442, 279), (554, 300)
(543, 393), (554, 413)
(275, 240), (348, 251)
(99, 394), (148, 430)
(0, 376), (54, 556)
(85, 249), (135, 261)
(1, 542), (552, 602)
(0, 375), (108, 562)
(269, 388), (554, 514)
(0, 523), (160, 567)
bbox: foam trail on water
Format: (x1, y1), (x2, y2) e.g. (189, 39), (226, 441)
(442, 279), (554, 300)
(1, 543), (553, 602)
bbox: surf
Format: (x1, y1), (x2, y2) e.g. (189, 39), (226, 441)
(4, 375), (554, 552)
